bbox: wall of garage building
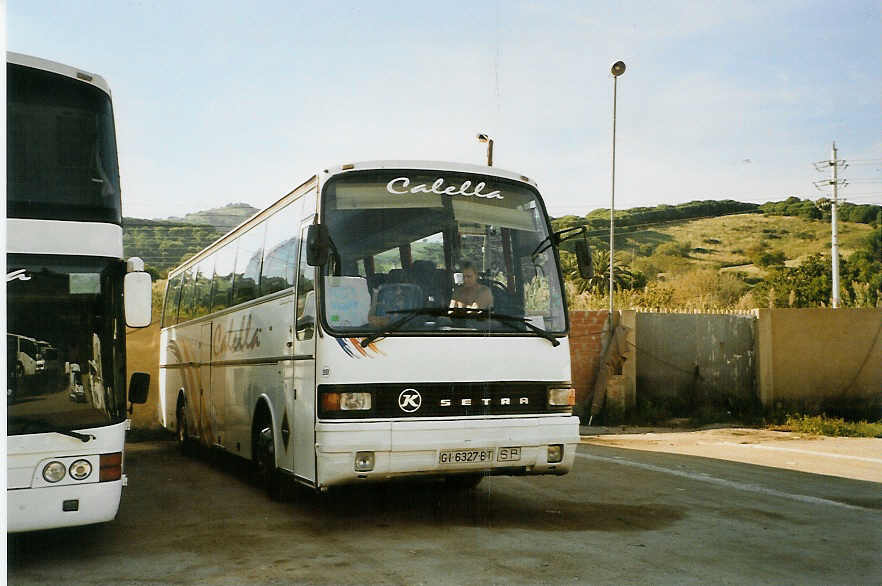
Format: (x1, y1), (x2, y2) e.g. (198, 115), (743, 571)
(568, 308), (882, 422)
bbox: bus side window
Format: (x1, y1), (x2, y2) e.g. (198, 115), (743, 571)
(232, 224), (266, 306)
(162, 273), (184, 327)
(193, 256), (215, 319)
(295, 228), (315, 342)
(212, 239), (238, 312)
(177, 266), (197, 322)
(261, 203), (299, 295)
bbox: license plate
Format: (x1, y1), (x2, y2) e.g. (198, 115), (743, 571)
(439, 448), (495, 465)
(498, 447), (521, 462)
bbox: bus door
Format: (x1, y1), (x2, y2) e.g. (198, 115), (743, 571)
(291, 223), (317, 482)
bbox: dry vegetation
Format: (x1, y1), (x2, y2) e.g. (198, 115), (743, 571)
(567, 213), (878, 311)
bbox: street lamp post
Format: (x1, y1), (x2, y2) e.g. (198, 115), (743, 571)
(609, 61), (626, 328)
(477, 133), (494, 166)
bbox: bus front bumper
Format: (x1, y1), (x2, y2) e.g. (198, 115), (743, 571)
(315, 416), (579, 488)
(6, 479), (123, 533)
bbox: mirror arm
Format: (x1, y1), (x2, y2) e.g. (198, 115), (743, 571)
(554, 225), (588, 245)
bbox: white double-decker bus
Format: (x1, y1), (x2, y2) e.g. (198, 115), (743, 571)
(159, 161), (591, 494)
(6, 52), (153, 532)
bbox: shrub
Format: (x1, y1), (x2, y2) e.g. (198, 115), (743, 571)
(753, 250), (786, 267)
(656, 240), (692, 257)
(775, 414), (882, 438)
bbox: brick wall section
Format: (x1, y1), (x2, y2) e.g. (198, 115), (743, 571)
(568, 310), (609, 406)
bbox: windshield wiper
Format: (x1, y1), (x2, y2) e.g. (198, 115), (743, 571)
(485, 311), (560, 347)
(360, 306), (560, 347)
(530, 226), (589, 263)
(10, 418), (96, 442)
(359, 306), (447, 347)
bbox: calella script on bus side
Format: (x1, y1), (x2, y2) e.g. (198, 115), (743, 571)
(213, 314), (261, 355)
(386, 177), (504, 199)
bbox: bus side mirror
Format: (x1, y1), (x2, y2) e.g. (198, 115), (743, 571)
(128, 372), (149, 406)
(306, 224), (329, 266)
(575, 239), (593, 279)
(124, 271), (152, 327)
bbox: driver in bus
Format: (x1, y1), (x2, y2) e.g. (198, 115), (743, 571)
(450, 262), (493, 310)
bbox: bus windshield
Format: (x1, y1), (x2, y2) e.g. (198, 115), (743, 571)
(7, 255), (127, 435)
(6, 63), (122, 224)
(320, 170), (567, 337)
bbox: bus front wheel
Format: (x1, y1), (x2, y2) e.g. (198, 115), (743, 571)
(253, 423), (281, 500)
(176, 403), (193, 456)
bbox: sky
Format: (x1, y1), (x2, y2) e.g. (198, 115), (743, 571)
(6, 0), (881, 221)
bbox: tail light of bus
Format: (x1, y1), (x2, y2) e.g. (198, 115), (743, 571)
(322, 392), (372, 412)
(99, 452), (122, 482)
(547, 387), (575, 407)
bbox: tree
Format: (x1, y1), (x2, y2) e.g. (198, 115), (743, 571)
(562, 248), (645, 294)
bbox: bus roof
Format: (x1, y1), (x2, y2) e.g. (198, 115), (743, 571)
(7, 51), (112, 96)
(323, 160), (539, 189)
(166, 160), (542, 278)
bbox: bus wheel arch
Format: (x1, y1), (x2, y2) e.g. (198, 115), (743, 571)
(251, 398), (281, 499)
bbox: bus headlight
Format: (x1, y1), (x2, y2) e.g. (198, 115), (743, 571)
(548, 388), (575, 407)
(322, 392), (372, 412)
(547, 444), (564, 464)
(43, 461), (66, 483)
(354, 451), (375, 472)
(70, 459), (93, 481)
(341, 392), (371, 410)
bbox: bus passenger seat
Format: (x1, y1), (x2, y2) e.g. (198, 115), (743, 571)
(374, 283), (424, 317)
(387, 268), (406, 283)
(410, 260), (442, 306)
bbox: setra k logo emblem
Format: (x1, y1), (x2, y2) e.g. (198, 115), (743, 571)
(398, 388), (422, 413)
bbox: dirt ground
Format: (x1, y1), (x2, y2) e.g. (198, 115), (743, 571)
(581, 426), (882, 483)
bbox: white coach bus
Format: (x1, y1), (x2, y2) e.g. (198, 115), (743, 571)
(159, 161), (591, 494)
(6, 52), (153, 532)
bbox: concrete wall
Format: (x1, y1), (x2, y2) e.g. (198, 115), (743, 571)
(635, 313), (756, 413)
(756, 309), (882, 416)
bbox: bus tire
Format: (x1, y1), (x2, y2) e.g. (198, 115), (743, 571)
(253, 419), (281, 500)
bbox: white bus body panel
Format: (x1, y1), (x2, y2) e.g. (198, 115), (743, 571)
(6, 421), (127, 532)
(7, 51), (112, 96)
(316, 416), (578, 487)
(317, 334), (570, 384)
(313, 333), (577, 487)
(159, 292), (310, 472)
(7, 218), (123, 257)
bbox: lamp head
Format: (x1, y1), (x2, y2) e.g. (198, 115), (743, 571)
(477, 133), (490, 143)
(611, 61), (626, 77)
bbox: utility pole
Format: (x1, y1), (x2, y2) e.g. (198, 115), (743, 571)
(813, 142), (848, 308)
(609, 61), (626, 326)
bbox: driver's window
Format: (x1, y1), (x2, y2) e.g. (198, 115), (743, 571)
(295, 226), (315, 343)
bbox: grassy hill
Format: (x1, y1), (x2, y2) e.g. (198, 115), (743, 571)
(618, 213), (874, 279)
(556, 209), (879, 310)
(124, 203), (260, 277)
